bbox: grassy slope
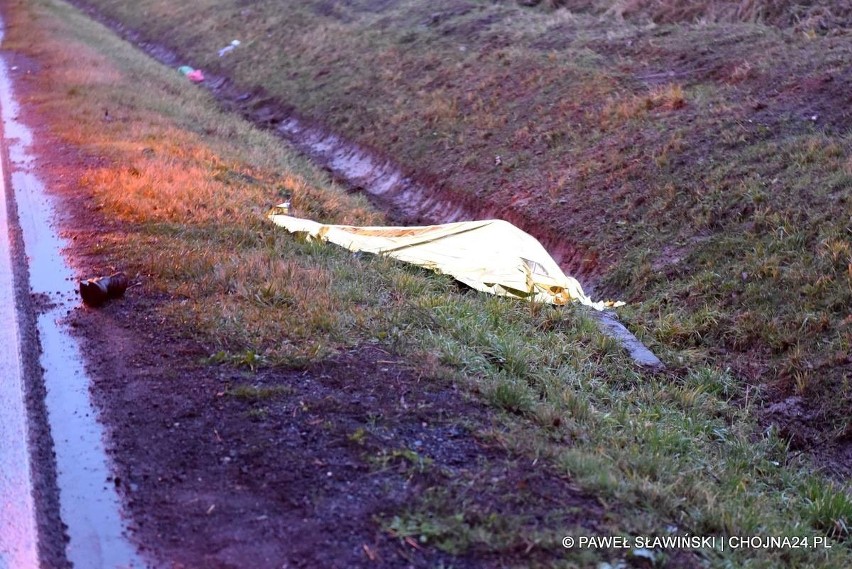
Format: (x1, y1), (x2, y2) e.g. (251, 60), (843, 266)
(77, 0), (852, 435)
(6, 0), (851, 566)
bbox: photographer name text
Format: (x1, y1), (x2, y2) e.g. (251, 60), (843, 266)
(562, 535), (832, 551)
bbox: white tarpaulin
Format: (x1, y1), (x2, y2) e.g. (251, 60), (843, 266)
(267, 206), (621, 310)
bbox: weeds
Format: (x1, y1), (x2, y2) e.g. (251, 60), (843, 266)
(227, 384), (293, 401)
(803, 479), (852, 540)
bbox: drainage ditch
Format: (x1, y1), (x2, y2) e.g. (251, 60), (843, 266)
(69, 1), (664, 371)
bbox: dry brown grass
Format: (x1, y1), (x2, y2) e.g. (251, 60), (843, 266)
(600, 82), (685, 127)
(5, 0), (382, 361)
(545, 0), (851, 29)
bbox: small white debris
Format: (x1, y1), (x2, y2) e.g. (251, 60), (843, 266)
(218, 40), (241, 57)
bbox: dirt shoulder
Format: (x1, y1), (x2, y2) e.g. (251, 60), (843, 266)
(73, 308), (607, 568)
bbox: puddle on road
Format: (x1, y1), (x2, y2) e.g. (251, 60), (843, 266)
(0, 21), (146, 569)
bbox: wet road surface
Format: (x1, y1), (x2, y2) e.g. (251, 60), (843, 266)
(0, 17), (146, 569)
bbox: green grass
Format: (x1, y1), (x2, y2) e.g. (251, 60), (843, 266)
(9, 0), (852, 566)
(69, 1), (852, 425)
(226, 383), (293, 401)
(804, 479), (852, 539)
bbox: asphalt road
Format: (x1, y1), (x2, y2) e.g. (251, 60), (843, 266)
(0, 78), (39, 569)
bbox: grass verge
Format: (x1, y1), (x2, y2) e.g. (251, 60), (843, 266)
(70, 0), (852, 439)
